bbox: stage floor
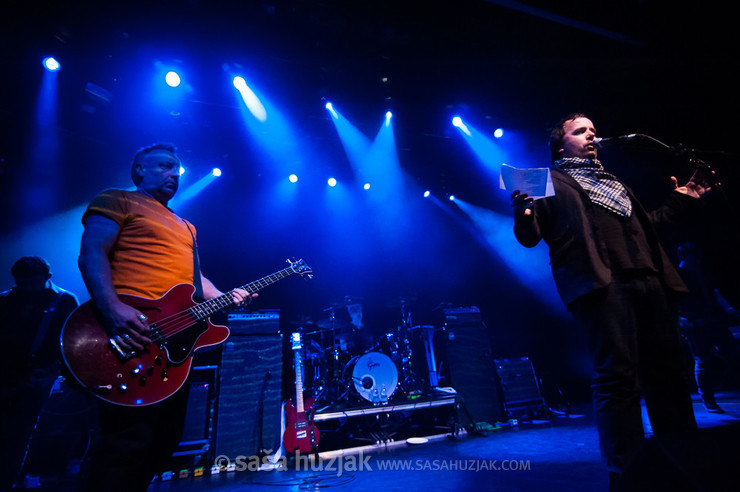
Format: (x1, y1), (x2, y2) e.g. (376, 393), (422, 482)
(137, 391), (740, 492)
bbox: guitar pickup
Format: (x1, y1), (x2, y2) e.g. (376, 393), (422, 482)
(109, 337), (136, 361)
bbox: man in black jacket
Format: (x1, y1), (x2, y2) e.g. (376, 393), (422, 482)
(0, 256), (79, 489)
(511, 113), (708, 485)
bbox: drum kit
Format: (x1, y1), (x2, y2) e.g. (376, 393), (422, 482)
(293, 296), (426, 407)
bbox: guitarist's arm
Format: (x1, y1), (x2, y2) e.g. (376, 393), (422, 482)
(79, 215), (152, 350)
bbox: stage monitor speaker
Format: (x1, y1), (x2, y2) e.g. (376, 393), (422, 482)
(163, 365), (219, 472)
(442, 307), (504, 425)
(495, 357), (548, 420)
(214, 312), (283, 460)
(180, 366), (218, 443)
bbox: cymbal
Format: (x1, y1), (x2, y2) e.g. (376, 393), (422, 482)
(326, 296), (365, 308)
(316, 318), (352, 331)
(285, 316), (314, 326)
(385, 296), (417, 308)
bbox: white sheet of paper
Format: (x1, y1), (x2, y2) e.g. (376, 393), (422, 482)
(499, 163), (555, 199)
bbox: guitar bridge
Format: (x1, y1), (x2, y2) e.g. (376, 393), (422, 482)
(109, 337), (137, 361)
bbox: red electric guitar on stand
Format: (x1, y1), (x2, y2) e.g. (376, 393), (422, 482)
(283, 332), (320, 454)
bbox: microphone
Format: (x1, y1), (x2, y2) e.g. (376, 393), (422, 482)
(593, 134), (640, 149)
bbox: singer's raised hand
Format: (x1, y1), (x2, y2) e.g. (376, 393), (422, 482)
(670, 169), (711, 199)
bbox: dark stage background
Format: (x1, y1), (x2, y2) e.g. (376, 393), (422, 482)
(1, 0), (738, 402)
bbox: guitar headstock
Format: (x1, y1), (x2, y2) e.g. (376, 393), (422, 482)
(291, 332), (302, 351)
(287, 258), (313, 279)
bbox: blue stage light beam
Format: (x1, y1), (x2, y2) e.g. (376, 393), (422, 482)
(325, 101), (338, 118)
(231, 73), (303, 177)
(452, 116), (470, 136)
(365, 113), (404, 204)
(453, 198), (565, 313)
(326, 106), (407, 234)
(325, 104), (372, 170)
(233, 76), (267, 122)
(169, 170), (219, 207)
(23, 62), (61, 218)
(452, 117), (506, 175)
(0, 204), (88, 302)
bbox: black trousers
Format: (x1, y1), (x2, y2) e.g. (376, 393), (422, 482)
(684, 320), (740, 401)
(570, 274), (697, 472)
(78, 384), (190, 492)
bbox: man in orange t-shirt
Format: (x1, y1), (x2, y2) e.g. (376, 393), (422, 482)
(77, 143), (254, 491)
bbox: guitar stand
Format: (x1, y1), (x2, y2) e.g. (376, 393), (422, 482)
(458, 397), (488, 437)
(256, 371), (271, 458)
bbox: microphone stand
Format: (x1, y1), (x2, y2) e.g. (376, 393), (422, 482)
(638, 134), (739, 229)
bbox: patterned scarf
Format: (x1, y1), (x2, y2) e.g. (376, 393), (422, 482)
(553, 157), (632, 217)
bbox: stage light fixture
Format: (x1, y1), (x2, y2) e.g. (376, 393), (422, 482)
(363, 183), (371, 190)
(212, 168), (222, 177)
(233, 76), (246, 90)
(449, 195), (456, 201)
(423, 190), (431, 198)
(289, 174), (298, 183)
(165, 71), (181, 87)
(179, 166), (186, 175)
(42, 57), (60, 72)
(494, 128), (504, 138)
(328, 177), (337, 187)
(451, 116), (471, 137)
(325, 101), (338, 118)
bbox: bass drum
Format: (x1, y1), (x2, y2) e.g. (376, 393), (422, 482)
(348, 352), (398, 404)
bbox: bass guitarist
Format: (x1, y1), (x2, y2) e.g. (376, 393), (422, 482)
(75, 143), (254, 492)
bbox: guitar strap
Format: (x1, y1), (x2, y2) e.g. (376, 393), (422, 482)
(185, 222), (205, 301)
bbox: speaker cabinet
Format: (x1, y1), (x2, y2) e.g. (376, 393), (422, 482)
(165, 365), (219, 471)
(214, 312), (283, 460)
(495, 357), (548, 421)
(442, 307), (504, 425)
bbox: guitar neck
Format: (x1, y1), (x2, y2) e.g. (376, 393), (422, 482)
(189, 265), (296, 321)
(294, 349), (305, 414)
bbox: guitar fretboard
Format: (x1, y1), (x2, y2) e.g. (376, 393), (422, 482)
(188, 266), (297, 321)
(294, 348), (305, 414)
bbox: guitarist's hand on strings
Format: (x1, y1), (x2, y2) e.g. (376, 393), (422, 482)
(103, 299), (153, 351)
(231, 288), (257, 306)
(200, 275), (256, 307)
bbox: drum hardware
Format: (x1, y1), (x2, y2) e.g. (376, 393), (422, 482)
(346, 352), (398, 405)
(294, 296), (438, 410)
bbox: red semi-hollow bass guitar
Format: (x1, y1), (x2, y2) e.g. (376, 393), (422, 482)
(61, 259), (312, 407)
